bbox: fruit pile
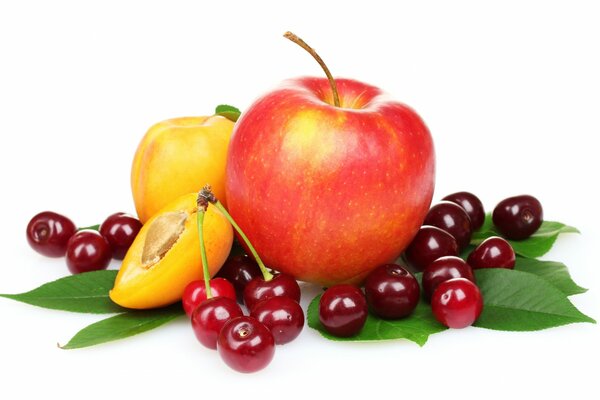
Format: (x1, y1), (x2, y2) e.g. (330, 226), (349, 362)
(27, 211), (141, 274)
(317, 192), (542, 336)
(5, 31), (593, 374)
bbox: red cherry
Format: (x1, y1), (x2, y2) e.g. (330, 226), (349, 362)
(191, 297), (243, 350)
(424, 201), (473, 251)
(364, 264), (420, 319)
(243, 273), (301, 311)
(26, 211), (76, 257)
(422, 256), (476, 301)
(492, 195), (543, 240)
(218, 316), (275, 373)
(250, 296), (304, 344)
(442, 192), (485, 231)
(99, 212), (142, 259)
(216, 255), (262, 301)
(319, 285), (367, 337)
(182, 278), (237, 317)
(65, 230), (112, 274)
(467, 236), (515, 269)
(404, 226), (459, 271)
(431, 278), (483, 329)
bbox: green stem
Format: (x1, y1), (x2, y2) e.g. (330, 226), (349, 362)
(212, 200), (273, 281)
(196, 209), (212, 298)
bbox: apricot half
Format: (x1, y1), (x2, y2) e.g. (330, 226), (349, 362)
(110, 193), (233, 309)
(132, 115), (234, 223)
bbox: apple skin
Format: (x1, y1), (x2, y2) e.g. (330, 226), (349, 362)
(226, 77), (435, 286)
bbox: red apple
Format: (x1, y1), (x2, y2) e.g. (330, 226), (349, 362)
(226, 76), (434, 286)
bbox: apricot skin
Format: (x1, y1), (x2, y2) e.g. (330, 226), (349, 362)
(109, 193), (233, 309)
(131, 115), (234, 223)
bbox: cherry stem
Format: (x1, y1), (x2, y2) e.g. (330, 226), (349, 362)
(199, 185), (273, 281)
(283, 31), (340, 107)
(212, 200), (273, 281)
(196, 203), (212, 299)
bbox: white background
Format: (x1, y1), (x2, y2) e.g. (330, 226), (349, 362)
(1, 1), (599, 399)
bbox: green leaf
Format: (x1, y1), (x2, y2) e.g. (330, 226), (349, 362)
(459, 248), (585, 296)
(77, 224), (100, 231)
(0, 270), (125, 314)
(60, 305), (184, 349)
(215, 104), (241, 122)
(514, 257), (587, 296)
(473, 269), (595, 331)
(470, 214), (578, 258)
(307, 294), (446, 346)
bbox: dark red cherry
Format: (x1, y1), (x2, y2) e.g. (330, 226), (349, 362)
(26, 211), (77, 257)
(65, 230), (112, 274)
(422, 256), (476, 301)
(218, 316), (275, 373)
(364, 264), (420, 319)
(182, 278), (237, 317)
(319, 285), (367, 337)
(243, 273), (301, 311)
(431, 278), (483, 328)
(467, 236), (515, 269)
(191, 296), (243, 349)
(99, 212), (142, 259)
(424, 201), (472, 250)
(250, 296), (304, 344)
(404, 226), (459, 271)
(492, 195), (543, 240)
(442, 192), (485, 231)
(216, 255), (262, 301)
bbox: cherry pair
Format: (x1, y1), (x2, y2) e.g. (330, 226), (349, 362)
(186, 272), (304, 347)
(188, 186), (304, 373)
(422, 256), (482, 328)
(26, 211), (142, 274)
(319, 263), (420, 337)
(440, 192), (543, 242)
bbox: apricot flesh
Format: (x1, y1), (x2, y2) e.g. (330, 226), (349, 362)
(110, 193), (233, 309)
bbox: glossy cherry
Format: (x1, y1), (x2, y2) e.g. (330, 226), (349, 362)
(404, 225), (459, 271)
(467, 236), (515, 269)
(26, 211), (77, 257)
(216, 254), (262, 301)
(424, 201), (472, 250)
(319, 285), (367, 337)
(422, 256), (475, 301)
(191, 296), (243, 349)
(99, 212), (142, 259)
(182, 278), (237, 317)
(492, 195), (543, 240)
(442, 191), (485, 231)
(243, 273), (301, 311)
(65, 230), (112, 274)
(218, 316), (275, 373)
(431, 278), (483, 328)
(364, 264), (420, 319)
(250, 296), (304, 344)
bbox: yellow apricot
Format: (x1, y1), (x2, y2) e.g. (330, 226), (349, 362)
(131, 115), (234, 223)
(110, 193), (233, 309)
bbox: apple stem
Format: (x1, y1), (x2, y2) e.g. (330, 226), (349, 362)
(199, 185), (274, 281)
(196, 192), (213, 299)
(283, 31), (340, 108)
